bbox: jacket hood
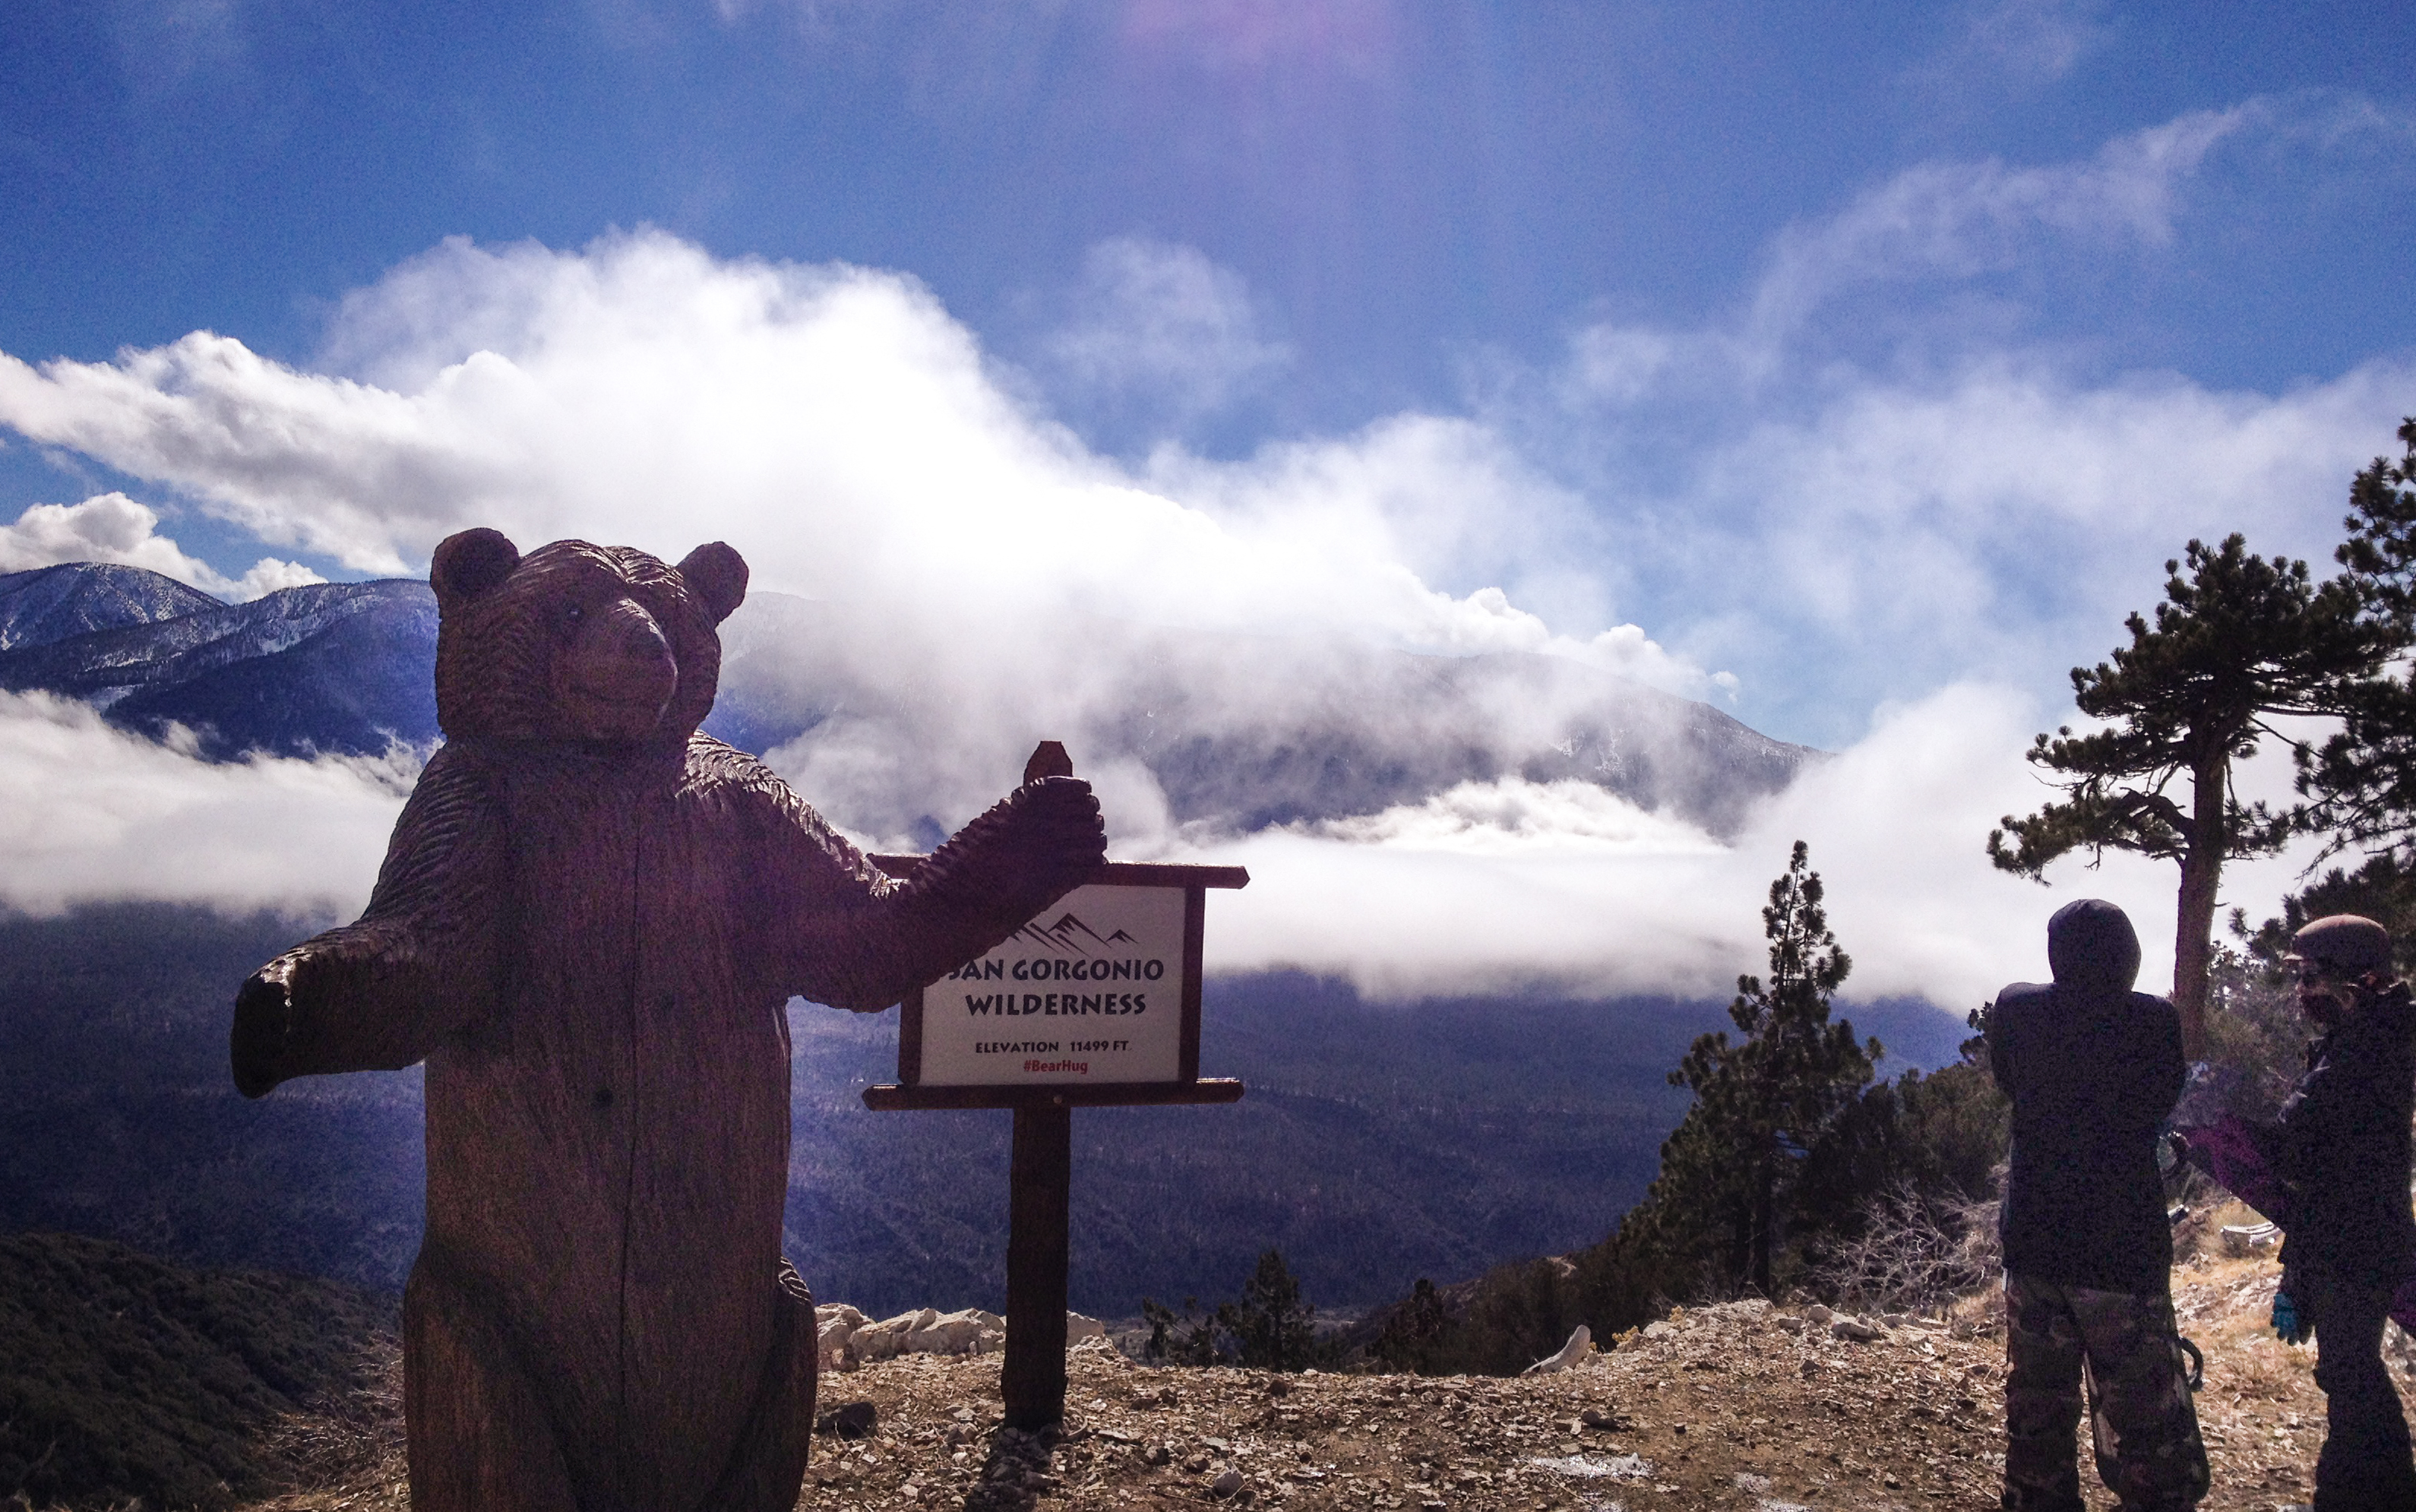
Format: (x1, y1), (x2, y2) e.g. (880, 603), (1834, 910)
(2048, 898), (2142, 995)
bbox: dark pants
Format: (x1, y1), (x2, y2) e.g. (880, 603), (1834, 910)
(2297, 1268), (2416, 1511)
(2003, 1271), (2209, 1511)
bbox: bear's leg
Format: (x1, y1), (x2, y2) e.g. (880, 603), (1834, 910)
(403, 1257), (582, 1512)
(702, 1259), (821, 1512)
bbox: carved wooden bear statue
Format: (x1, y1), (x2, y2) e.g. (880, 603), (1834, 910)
(231, 529), (1105, 1511)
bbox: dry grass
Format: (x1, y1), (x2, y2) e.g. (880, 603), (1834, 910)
(2155, 1197), (2416, 1510)
(244, 1348), (407, 1511)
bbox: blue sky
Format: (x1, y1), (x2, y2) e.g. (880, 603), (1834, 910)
(2, 2), (2414, 1004)
(7, 4), (2410, 415)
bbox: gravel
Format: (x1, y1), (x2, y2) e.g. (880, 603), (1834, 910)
(241, 1251), (2392, 1511)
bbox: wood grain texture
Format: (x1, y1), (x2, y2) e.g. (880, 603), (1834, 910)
(230, 532), (1100, 1511)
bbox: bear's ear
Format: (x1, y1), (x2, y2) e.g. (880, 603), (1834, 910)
(431, 528), (522, 606)
(677, 542), (748, 625)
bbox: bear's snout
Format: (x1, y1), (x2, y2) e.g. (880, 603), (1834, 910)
(559, 596), (680, 741)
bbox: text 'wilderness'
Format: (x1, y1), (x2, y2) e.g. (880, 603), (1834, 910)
(960, 992), (1148, 1017)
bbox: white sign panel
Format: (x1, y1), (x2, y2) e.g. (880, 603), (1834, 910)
(915, 884), (1188, 1087)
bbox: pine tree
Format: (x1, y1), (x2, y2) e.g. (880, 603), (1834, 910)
(1657, 841), (1877, 1296)
(1138, 1295), (1219, 1366)
(1371, 1277), (1449, 1373)
(2332, 417), (2416, 619)
(2231, 853), (2416, 979)
(1987, 533), (2390, 1056)
(1568, 846), (2014, 1334)
(1141, 1249), (1323, 1371)
(1219, 1249), (1320, 1371)
(2297, 419), (2416, 865)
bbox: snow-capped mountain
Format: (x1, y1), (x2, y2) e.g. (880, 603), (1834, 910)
(0, 563), (223, 651)
(0, 562), (1817, 833)
(0, 572), (438, 759)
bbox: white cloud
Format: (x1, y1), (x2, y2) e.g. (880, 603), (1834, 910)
(1554, 97), (2410, 413)
(1194, 682), (2316, 1013)
(0, 229), (1725, 941)
(229, 556), (328, 598)
(0, 235), (1592, 655)
(1536, 350), (2416, 746)
(1042, 236), (1292, 429)
(1678, 359), (2414, 701)
(1747, 106), (2253, 346)
(1298, 777), (1723, 857)
(1962, 0), (2105, 84)
(1538, 99), (2416, 742)
(1142, 413), (1637, 659)
(0, 691), (408, 918)
(0, 492), (321, 601)
(1915, 0), (2108, 102)
(0, 672), (2294, 1021)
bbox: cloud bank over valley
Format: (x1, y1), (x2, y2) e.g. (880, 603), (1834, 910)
(0, 691), (405, 919)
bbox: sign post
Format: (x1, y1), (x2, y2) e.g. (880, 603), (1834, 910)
(1004, 1100), (1071, 1425)
(863, 742), (1247, 1430)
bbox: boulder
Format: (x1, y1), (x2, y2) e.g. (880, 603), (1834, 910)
(811, 1302), (1145, 1364)
(1522, 1324), (1593, 1375)
(816, 1303), (868, 1365)
(853, 1308), (939, 1362)
(816, 1400), (879, 1440)
(907, 1308), (1006, 1355)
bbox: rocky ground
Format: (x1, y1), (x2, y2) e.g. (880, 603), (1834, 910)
(237, 1228), (2405, 1512)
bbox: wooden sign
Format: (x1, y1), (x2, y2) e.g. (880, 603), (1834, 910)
(861, 742), (1248, 1431)
(862, 860), (1247, 1109)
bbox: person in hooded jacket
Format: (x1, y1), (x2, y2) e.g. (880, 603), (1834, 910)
(1987, 897), (2208, 1511)
(2250, 913), (2416, 1510)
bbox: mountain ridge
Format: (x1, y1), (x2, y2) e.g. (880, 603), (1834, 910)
(0, 573), (441, 759)
(0, 561), (1816, 839)
(0, 561), (223, 650)
(710, 589), (1819, 839)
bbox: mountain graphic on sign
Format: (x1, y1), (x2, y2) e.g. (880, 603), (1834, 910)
(1010, 912), (1138, 955)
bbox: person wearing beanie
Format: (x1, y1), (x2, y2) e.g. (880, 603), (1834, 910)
(1987, 897), (2209, 1510)
(2256, 913), (2416, 1510)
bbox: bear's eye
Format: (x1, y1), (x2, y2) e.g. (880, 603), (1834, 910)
(564, 603), (585, 626)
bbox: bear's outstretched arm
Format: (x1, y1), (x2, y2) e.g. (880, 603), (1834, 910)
(757, 771), (1106, 1013)
(232, 745), (508, 1097)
